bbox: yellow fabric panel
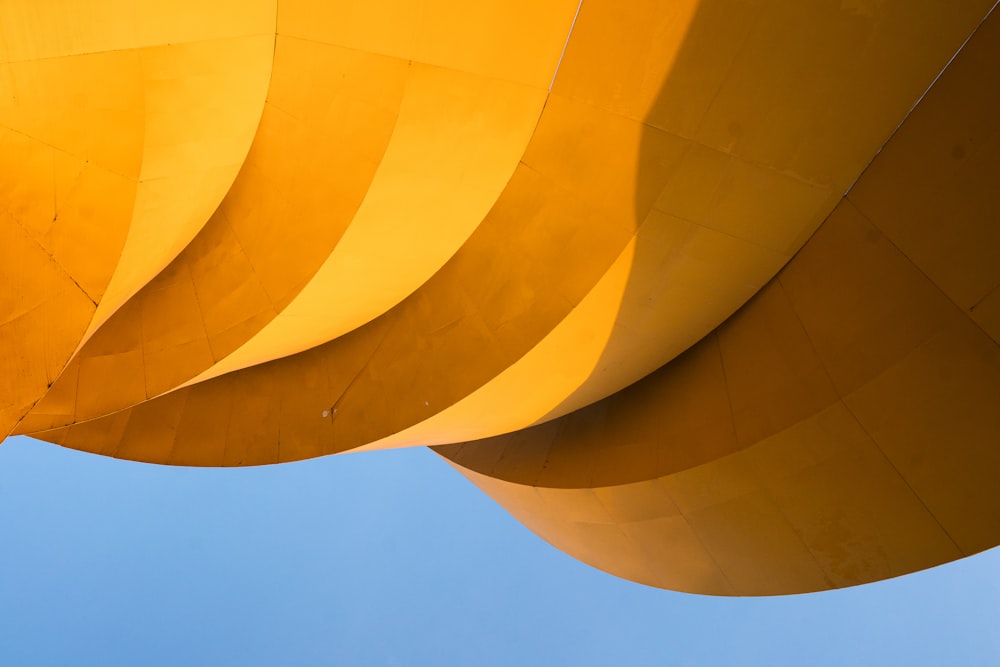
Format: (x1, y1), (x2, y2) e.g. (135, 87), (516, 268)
(26, 142), (638, 458)
(0, 1), (276, 436)
(0, 0), (276, 60)
(20, 40), (409, 432)
(0, 128), (136, 301)
(434, 5), (1000, 593)
(357, 238), (638, 451)
(188, 63), (547, 383)
(6, 0), (1000, 600)
(18, 0), (654, 435)
(442, 398), (967, 595)
(437, 201), (998, 592)
(434, 195), (983, 482)
(848, 5), (1000, 311)
(22, 0), (995, 459)
(277, 0), (581, 88)
(0, 217), (98, 436)
(88, 33), (276, 337)
(0, 49), (138, 434)
(359, 0), (991, 449)
(0, 48), (145, 178)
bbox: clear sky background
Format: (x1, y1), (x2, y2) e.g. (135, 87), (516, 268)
(1, 434), (998, 666)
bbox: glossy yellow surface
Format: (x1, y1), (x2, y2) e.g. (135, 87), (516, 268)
(437, 6), (1000, 593)
(2, 0), (998, 595)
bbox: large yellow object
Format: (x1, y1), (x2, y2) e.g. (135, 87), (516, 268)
(2, 0), (998, 595)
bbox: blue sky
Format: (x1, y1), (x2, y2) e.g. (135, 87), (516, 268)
(1, 434), (998, 666)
